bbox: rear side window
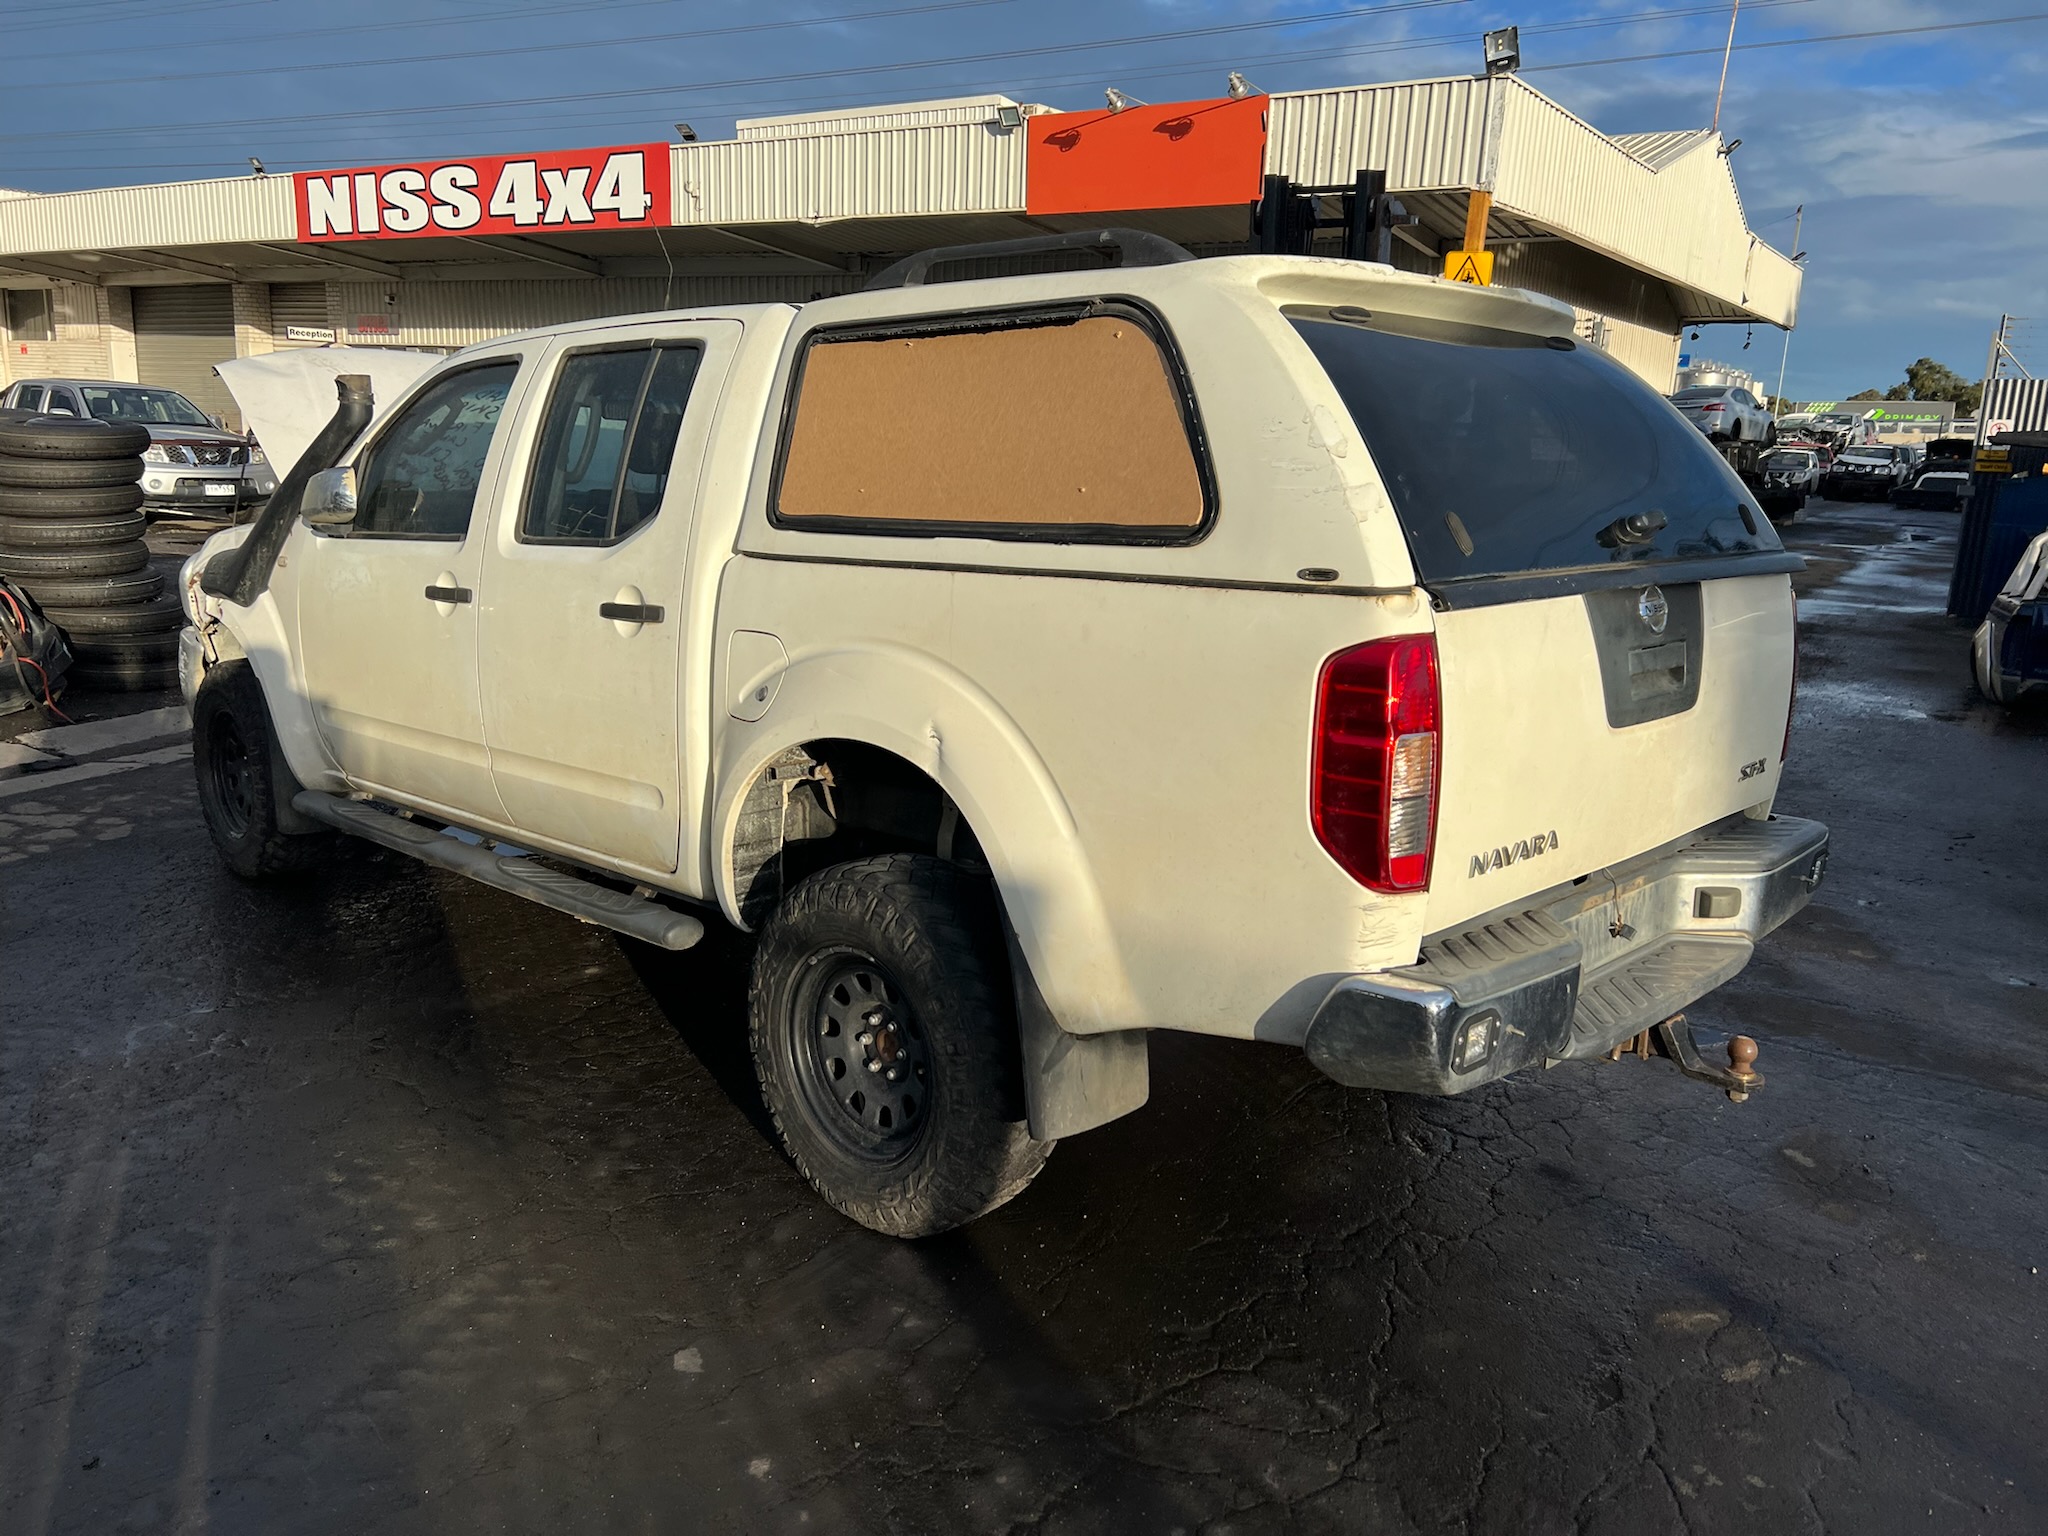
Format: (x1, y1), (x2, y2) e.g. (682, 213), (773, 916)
(773, 305), (1209, 541)
(523, 344), (702, 545)
(1291, 310), (1780, 587)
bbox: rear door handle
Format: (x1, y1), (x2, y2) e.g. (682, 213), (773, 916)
(424, 584), (472, 604)
(599, 602), (665, 624)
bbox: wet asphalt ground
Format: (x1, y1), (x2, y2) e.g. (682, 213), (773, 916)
(2, 499), (2043, 1535)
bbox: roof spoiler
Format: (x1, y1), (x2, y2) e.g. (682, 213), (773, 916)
(863, 227), (1196, 291)
(200, 373), (373, 607)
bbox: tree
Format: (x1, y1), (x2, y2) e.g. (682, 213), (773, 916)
(1884, 382), (1911, 400)
(1902, 357), (1982, 417)
(1848, 388), (1884, 400)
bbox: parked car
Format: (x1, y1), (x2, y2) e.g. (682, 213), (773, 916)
(1972, 531), (2048, 706)
(1822, 444), (1912, 500)
(1756, 448), (1820, 520)
(1892, 469), (1972, 512)
(1923, 436), (1974, 472)
(0, 377), (278, 518)
(1668, 384), (1776, 444)
(180, 239), (1825, 1238)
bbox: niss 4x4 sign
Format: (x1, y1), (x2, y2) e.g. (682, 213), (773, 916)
(294, 144), (670, 240)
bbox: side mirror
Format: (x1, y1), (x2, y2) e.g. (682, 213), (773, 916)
(300, 465), (358, 529)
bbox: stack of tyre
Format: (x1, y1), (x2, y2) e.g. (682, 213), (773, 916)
(0, 412), (181, 692)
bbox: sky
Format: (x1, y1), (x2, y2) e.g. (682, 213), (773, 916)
(0, 0), (2041, 399)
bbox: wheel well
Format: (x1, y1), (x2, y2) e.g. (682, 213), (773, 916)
(730, 739), (987, 929)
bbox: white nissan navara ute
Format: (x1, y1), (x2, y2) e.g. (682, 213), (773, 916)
(180, 232), (1828, 1238)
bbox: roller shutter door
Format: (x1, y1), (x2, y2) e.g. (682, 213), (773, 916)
(132, 285), (237, 425)
(270, 282), (333, 348)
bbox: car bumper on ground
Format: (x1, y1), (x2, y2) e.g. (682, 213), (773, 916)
(1302, 815), (1830, 1095)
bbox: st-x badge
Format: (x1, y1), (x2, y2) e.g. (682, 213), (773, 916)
(1637, 585), (1669, 635)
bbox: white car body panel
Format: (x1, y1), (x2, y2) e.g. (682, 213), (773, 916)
(183, 257), (1806, 1055)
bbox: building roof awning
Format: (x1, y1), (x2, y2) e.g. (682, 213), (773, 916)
(0, 75), (1798, 330)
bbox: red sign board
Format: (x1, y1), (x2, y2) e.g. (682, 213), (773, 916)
(1025, 97), (1267, 217)
(294, 143), (671, 242)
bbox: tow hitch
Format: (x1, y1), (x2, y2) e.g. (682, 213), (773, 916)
(1606, 1013), (1764, 1102)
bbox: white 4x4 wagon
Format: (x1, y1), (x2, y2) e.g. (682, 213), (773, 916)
(182, 233), (1827, 1236)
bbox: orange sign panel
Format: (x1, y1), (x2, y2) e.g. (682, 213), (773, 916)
(1025, 96), (1268, 217)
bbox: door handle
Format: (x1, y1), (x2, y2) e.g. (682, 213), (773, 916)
(599, 602), (665, 624)
(424, 584), (472, 604)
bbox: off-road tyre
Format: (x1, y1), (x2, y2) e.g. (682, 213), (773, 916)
(191, 661), (331, 877)
(0, 416), (151, 459)
(0, 455), (144, 489)
(43, 594), (183, 635)
(0, 541), (149, 580)
(12, 569), (165, 608)
(0, 483), (147, 517)
(749, 854), (1051, 1238)
(0, 512), (148, 549)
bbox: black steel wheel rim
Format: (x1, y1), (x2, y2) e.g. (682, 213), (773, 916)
(207, 711), (256, 839)
(792, 950), (932, 1163)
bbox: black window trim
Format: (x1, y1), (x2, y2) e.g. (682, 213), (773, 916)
(337, 354), (523, 543)
(765, 295), (1219, 548)
(515, 338), (704, 549)
(1424, 550), (1806, 610)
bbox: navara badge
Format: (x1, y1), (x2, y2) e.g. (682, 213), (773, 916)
(1638, 585), (1669, 635)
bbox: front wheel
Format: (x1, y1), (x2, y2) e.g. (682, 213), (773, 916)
(192, 661), (331, 879)
(749, 854), (1051, 1238)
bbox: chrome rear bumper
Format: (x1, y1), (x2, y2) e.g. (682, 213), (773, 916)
(1303, 815), (1829, 1095)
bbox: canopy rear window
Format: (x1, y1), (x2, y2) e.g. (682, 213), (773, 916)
(1289, 310), (1781, 589)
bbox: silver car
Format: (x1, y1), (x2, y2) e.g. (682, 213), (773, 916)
(0, 377), (279, 518)
(1667, 384), (1776, 444)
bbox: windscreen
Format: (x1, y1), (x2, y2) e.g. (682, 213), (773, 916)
(81, 385), (211, 427)
(1290, 311), (1779, 585)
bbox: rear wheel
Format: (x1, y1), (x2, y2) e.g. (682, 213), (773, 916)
(749, 854), (1051, 1238)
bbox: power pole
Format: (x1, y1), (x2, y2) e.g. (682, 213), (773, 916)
(1772, 203), (1803, 413)
(1712, 0), (1742, 134)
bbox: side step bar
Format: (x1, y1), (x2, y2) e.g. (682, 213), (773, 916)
(292, 791), (704, 951)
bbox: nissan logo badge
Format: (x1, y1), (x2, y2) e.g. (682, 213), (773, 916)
(1638, 586), (1669, 635)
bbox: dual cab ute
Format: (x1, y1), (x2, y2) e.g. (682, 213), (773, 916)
(181, 234), (1828, 1237)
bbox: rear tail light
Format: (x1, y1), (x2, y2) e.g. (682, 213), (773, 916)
(1782, 589), (1799, 761)
(1702, 403), (1727, 412)
(1312, 635), (1441, 892)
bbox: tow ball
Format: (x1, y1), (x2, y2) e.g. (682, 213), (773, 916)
(1606, 1013), (1764, 1103)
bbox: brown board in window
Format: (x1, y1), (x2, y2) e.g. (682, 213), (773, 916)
(777, 315), (1204, 530)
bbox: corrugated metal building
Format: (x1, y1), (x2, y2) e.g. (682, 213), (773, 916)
(0, 73), (1799, 419)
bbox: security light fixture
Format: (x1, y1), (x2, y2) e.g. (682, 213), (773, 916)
(1104, 87), (1144, 114)
(1720, 137), (1743, 155)
(674, 123), (698, 142)
(248, 156), (266, 176)
(1226, 71), (1258, 99)
(1483, 26), (1520, 75)
(994, 103), (1023, 129)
